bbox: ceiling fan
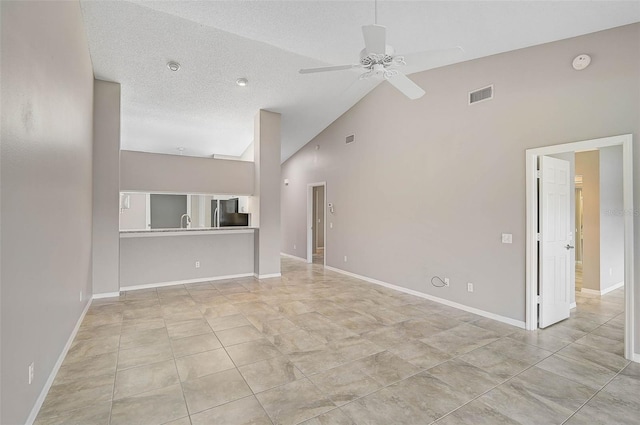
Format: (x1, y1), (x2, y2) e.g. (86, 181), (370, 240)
(298, 2), (463, 100)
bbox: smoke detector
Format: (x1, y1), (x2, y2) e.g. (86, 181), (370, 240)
(236, 78), (249, 87)
(572, 54), (591, 71)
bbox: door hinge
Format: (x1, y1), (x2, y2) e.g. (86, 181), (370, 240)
(536, 233), (541, 241)
(536, 170), (542, 179)
(536, 295), (541, 304)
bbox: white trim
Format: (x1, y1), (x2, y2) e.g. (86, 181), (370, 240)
(306, 182), (327, 266)
(580, 288), (602, 296)
(633, 352), (640, 363)
(92, 291), (120, 299)
(325, 265), (525, 329)
(25, 299), (92, 425)
(121, 273), (255, 292)
(622, 137), (635, 362)
(145, 193), (151, 229)
(198, 195), (206, 228)
(254, 273), (282, 279)
(570, 302), (577, 309)
(280, 252), (307, 262)
(580, 281), (624, 296)
(525, 134), (634, 362)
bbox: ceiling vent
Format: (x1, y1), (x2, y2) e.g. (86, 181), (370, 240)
(469, 85), (493, 105)
(345, 134), (355, 144)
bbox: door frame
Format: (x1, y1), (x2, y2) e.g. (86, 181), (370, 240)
(525, 134), (635, 361)
(307, 182), (327, 265)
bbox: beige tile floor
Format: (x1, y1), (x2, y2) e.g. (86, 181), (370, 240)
(34, 257), (636, 425)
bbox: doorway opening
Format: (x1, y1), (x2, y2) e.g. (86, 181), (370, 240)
(525, 134), (635, 361)
(307, 182), (326, 265)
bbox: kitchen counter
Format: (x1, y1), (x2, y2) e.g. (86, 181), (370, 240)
(119, 227), (257, 289)
(120, 227), (257, 238)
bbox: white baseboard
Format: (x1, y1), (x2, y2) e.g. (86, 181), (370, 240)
(633, 352), (640, 364)
(570, 302), (577, 309)
(120, 273), (255, 292)
(93, 291), (120, 299)
(254, 273), (282, 279)
(324, 266), (525, 329)
(280, 252), (307, 262)
(602, 281), (624, 295)
(580, 287), (602, 295)
(581, 281), (624, 296)
(25, 299), (92, 425)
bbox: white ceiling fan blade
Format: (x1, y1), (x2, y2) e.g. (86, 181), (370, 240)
(299, 64), (359, 74)
(362, 24), (386, 54)
(386, 73), (425, 100)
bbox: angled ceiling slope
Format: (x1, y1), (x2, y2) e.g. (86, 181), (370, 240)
(80, 1), (640, 162)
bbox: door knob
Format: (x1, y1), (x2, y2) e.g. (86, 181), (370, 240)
(565, 244), (575, 250)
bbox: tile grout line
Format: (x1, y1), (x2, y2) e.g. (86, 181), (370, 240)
(559, 365), (628, 425)
(426, 305), (629, 424)
(107, 295), (126, 425)
(206, 278), (276, 425)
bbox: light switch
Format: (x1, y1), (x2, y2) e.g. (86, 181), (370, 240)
(501, 233), (513, 244)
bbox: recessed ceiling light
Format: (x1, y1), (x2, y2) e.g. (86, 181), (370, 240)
(167, 61), (181, 72)
(236, 78), (248, 87)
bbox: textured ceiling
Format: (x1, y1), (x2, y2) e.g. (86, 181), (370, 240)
(80, 1), (640, 161)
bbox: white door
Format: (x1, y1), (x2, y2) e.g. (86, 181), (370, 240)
(539, 156), (572, 328)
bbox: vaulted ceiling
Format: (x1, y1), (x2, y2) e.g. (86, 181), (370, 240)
(80, 1), (640, 161)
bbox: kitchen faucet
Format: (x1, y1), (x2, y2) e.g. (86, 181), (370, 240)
(180, 214), (191, 228)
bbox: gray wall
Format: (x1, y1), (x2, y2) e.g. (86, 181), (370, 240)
(120, 150), (254, 195)
(120, 232), (254, 287)
(0, 1), (94, 423)
(281, 24), (639, 328)
(119, 192), (148, 230)
(576, 150), (600, 292)
(599, 146), (625, 290)
(92, 80), (121, 295)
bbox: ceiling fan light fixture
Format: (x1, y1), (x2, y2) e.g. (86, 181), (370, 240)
(383, 69), (399, 79)
(167, 61), (181, 72)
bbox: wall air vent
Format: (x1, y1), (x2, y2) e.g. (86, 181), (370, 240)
(345, 134), (355, 144)
(469, 85), (493, 105)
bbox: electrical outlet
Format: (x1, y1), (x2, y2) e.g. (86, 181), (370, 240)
(467, 282), (474, 292)
(195, 261), (200, 268)
(79, 290), (82, 302)
(501, 233), (513, 244)
(330, 223), (333, 229)
(28, 362), (34, 385)
(444, 278), (450, 287)
(293, 244), (296, 250)
(344, 256), (348, 262)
